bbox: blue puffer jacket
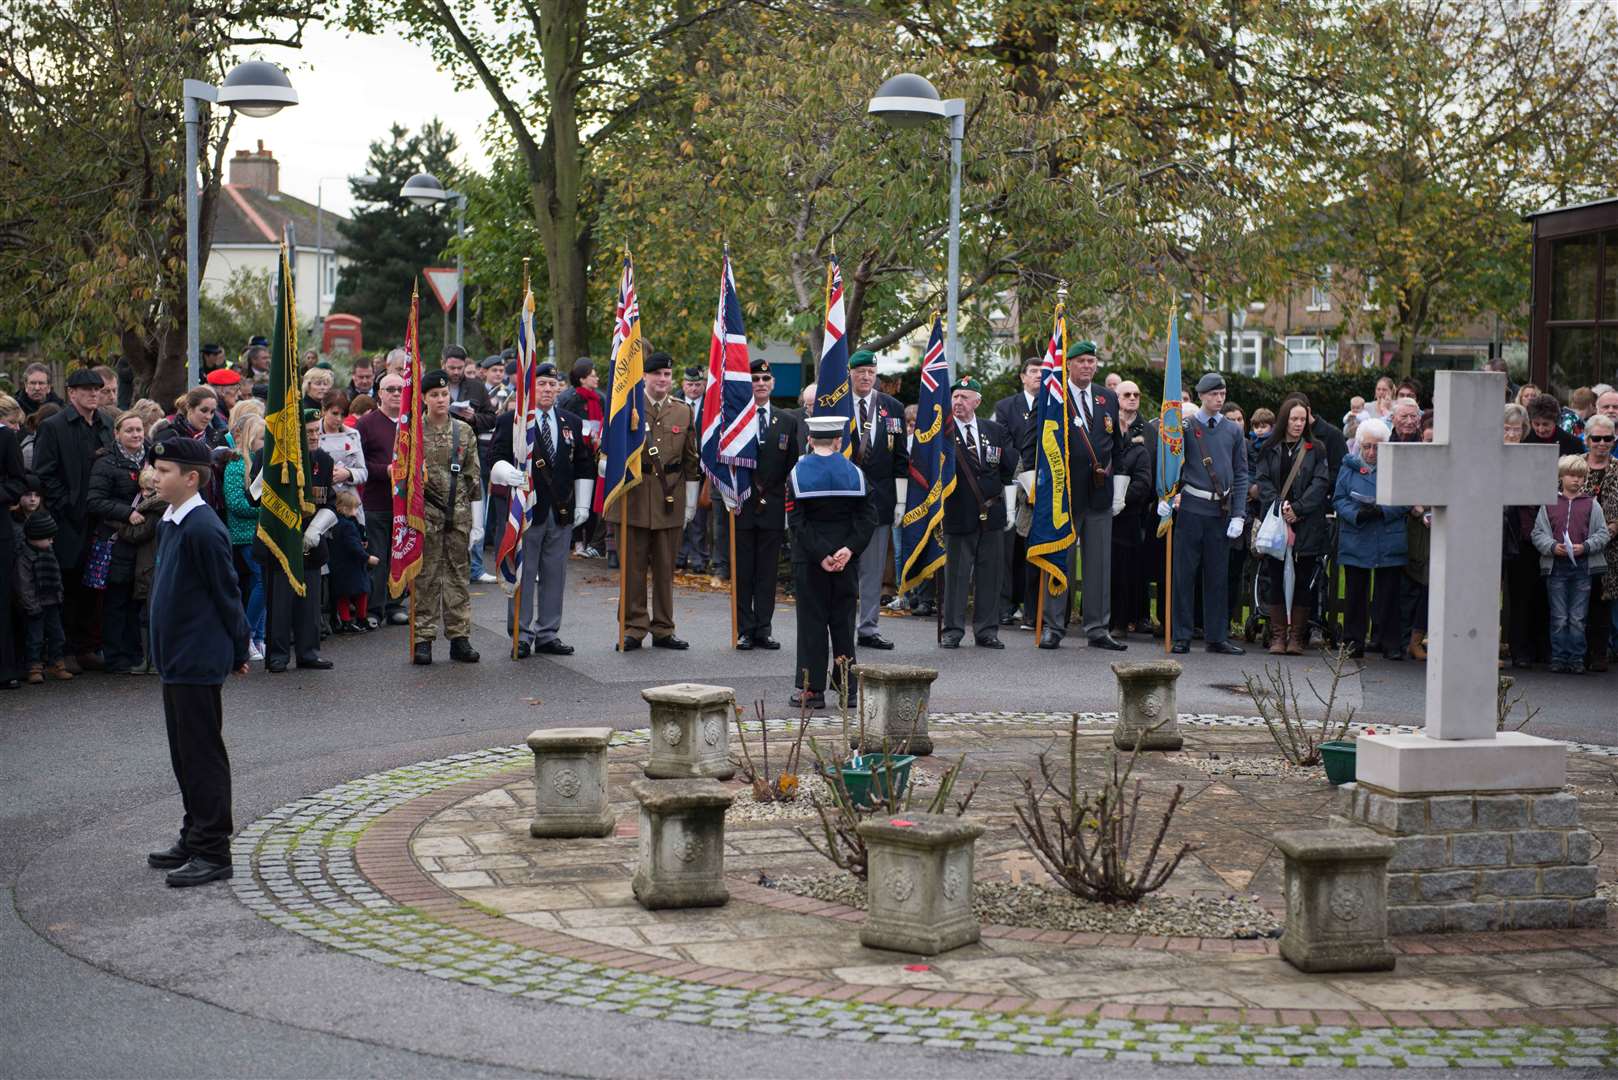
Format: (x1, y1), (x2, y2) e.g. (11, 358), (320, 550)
(1333, 454), (1410, 569)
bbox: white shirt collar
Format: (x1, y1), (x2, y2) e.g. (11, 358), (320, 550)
(1025, 390), (1037, 408)
(162, 491), (207, 525)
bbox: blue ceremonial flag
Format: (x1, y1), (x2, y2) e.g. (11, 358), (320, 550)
(700, 247), (758, 506)
(899, 314), (954, 592)
(814, 257), (856, 454)
(602, 248), (645, 515)
(496, 284), (539, 596)
(1026, 299), (1075, 593)
(1155, 307), (1185, 537)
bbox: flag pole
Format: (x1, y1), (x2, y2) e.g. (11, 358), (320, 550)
(728, 506), (739, 645)
(1034, 570), (1046, 642)
(511, 258), (532, 661)
(408, 581), (416, 660)
(617, 495), (631, 649)
(1163, 518), (1173, 654)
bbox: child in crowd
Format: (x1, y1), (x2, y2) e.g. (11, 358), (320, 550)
(118, 466), (169, 674)
(16, 510), (70, 683)
(1343, 396), (1365, 429)
(1532, 455), (1610, 674)
(327, 489), (377, 634)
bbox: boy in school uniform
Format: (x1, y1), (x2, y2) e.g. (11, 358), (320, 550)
(143, 437), (251, 887)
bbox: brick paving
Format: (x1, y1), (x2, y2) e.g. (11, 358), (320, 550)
(230, 712), (1618, 1067)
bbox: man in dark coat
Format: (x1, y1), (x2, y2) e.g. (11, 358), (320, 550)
(845, 350), (907, 650)
(940, 376), (1017, 649)
(730, 359), (803, 650)
(31, 367), (115, 667)
(19, 363), (64, 418)
(992, 356), (1042, 626)
(442, 345), (497, 435)
(143, 437), (250, 888)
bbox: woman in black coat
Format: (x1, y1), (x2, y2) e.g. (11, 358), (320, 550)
(86, 412), (151, 673)
(0, 422), (28, 689)
(1253, 394), (1330, 654)
(1108, 410), (1156, 636)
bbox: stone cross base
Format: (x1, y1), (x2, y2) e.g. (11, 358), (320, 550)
(641, 683), (737, 781)
(851, 663), (939, 756)
(1111, 660), (1184, 751)
(856, 812), (985, 955)
(525, 726), (615, 838)
(1332, 783), (1600, 934)
(630, 779), (733, 910)
(1274, 828), (1397, 973)
(1356, 732), (1567, 795)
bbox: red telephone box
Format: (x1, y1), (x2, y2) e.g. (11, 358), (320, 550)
(322, 314), (363, 357)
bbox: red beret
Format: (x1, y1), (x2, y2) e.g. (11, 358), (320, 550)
(205, 368), (243, 387)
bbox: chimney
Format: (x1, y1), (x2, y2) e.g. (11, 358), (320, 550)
(229, 140), (279, 194)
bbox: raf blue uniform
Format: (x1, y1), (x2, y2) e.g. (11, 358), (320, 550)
(147, 439), (251, 883)
(1170, 393), (1249, 651)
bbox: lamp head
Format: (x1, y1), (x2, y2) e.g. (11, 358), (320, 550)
(216, 61), (297, 118)
(867, 72), (946, 128)
(401, 171), (448, 207)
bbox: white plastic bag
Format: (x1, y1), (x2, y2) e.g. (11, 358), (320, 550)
(1253, 502), (1289, 560)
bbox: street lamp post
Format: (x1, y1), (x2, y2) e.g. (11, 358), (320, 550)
(401, 172), (466, 348)
(314, 173), (380, 339)
(183, 61), (298, 386)
(868, 73), (965, 383)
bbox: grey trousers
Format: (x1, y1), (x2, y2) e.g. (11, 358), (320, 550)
(942, 528), (1004, 643)
(509, 512), (573, 645)
(1040, 505), (1113, 640)
(855, 525), (890, 638)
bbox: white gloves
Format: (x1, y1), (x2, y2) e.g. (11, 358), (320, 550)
(895, 478), (909, 508)
(302, 507), (337, 552)
(1017, 469), (1035, 500)
(490, 460), (524, 488)
(1226, 517), (1244, 540)
(597, 455), (608, 477)
(469, 498), (486, 548)
(721, 490), (739, 514)
(684, 481), (699, 525)
(1111, 475), (1129, 517)
(573, 478), (594, 525)
(1002, 485), (1017, 531)
(1156, 499), (1173, 519)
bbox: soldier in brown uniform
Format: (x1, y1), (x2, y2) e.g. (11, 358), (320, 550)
(412, 369), (483, 665)
(620, 350), (701, 650)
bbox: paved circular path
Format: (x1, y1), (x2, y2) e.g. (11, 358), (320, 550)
(233, 712), (1618, 1069)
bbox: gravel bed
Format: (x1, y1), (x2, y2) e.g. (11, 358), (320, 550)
(727, 763), (941, 824)
(1164, 752), (1324, 780)
(769, 873), (1282, 939)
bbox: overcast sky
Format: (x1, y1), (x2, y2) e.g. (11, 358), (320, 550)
(238, 25), (495, 218)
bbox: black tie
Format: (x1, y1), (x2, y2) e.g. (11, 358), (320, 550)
(538, 412), (555, 463)
(967, 424), (979, 463)
(859, 398), (871, 458)
(1080, 388), (1092, 429)
(1209, 415), (1219, 431)
(758, 407), (768, 435)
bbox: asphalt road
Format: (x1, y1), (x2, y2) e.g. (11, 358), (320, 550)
(2, 564), (1612, 1078)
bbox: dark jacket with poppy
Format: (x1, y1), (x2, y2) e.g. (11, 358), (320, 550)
(326, 514), (372, 596)
(490, 406), (593, 529)
(848, 390), (908, 525)
(1254, 436), (1331, 558)
(1112, 415), (1155, 546)
(735, 406), (804, 531)
(944, 416), (1016, 533)
(30, 405), (115, 568)
(87, 447), (146, 584)
(1023, 380), (1119, 514)
(150, 502), (249, 684)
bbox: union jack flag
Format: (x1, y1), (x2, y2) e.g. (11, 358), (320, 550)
(1027, 298), (1074, 592)
(496, 286), (539, 595)
(815, 257), (855, 454)
(899, 314), (954, 592)
(602, 248), (645, 514)
(700, 247), (757, 506)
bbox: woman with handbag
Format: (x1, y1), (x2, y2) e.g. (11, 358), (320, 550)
(1254, 395), (1329, 655)
(85, 411), (151, 674)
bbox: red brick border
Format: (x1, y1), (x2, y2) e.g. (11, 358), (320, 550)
(346, 767), (1618, 1029)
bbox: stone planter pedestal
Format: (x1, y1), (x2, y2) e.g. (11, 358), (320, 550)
(630, 779), (733, 909)
(641, 683), (736, 780)
(857, 812), (985, 955)
(525, 726), (615, 838)
(1111, 660), (1184, 751)
(851, 664), (939, 756)
(1274, 828), (1397, 973)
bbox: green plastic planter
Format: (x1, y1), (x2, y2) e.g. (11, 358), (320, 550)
(823, 753), (916, 809)
(1319, 740), (1357, 785)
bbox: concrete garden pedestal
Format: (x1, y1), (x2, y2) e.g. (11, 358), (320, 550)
(641, 683), (736, 780)
(1274, 829), (1396, 973)
(525, 726), (615, 838)
(1110, 660), (1183, 751)
(852, 663), (938, 756)
(857, 812), (985, 955)
(630, 779), (733, 909)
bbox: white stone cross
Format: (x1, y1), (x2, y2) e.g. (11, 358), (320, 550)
(1376, 371), (1558, 740)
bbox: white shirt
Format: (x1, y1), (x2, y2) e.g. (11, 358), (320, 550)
(1024, 390), (1037, 412)
(162, 492), (207, 526)
(1070, 381), (1093, 428)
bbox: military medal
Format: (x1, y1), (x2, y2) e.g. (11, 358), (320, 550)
(1104, 415), (1114, 434)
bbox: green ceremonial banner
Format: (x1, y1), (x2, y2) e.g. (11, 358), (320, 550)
(255, 243), (310, 596)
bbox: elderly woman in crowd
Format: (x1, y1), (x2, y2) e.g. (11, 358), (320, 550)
(1255, 393), (1329, 655)
(1525, 392), (1584, 455)
(300, 366), (335, 417)
(1333, 418), (1409, 660)
(1503, 403), (1551, 667)
(1581, 413), (1617, 672)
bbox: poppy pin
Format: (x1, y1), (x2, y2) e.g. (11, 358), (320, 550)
(671, 425), (681, 434)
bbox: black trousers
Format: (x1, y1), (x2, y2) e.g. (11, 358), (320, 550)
(1504, 548), (1550, 663)
(1400, 572), (1429, 635)
(793, 558), (858, 693)
(1343, 565), (1403, 653)
(62, 564), (103, 656)
(735, 524), (784, 639)
(264, 558), (321, 666)
(365, 512), (402, 618)
(1000, 528), (1029, 620)
(1172, 512), (1232, 644)
(162, 682), (233, 861)
(1587, 584), (1611, 665)
(102, 579), (144, 671)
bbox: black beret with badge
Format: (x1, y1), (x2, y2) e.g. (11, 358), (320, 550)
(749, 357), (770, 375)
(644, 351), (673, 373)
(149, 437), (213, 467)
(420, 369), (450, 392)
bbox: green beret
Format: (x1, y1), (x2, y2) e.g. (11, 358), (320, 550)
(950, 375), (983, 395)
(302, 408), (321, 425)
(848, 350), (877, 369)
(313, 360), (334, 371)
(1066, 340), (1098, 360)
(420, 369), (450, 392)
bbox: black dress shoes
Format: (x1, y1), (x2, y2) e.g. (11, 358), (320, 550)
(938, 635), (962, 649)
(1038, 631), (1062, 650)
(449, 637), (480, 662)
(515, 640), (532, 659)
(165, 856), (232, 888)
(296, 657), (334, 670)
(1206, 640), (1245, 655)
(1088, 634), (1128, 651)
(789, 690), (825, 709)
(535, 639), (574, 656)
(147, 843), (190, 870)
(620, 636), (642, 651)
(910, 603), (936, 617)
(755, 636), (781, 650)
(266, 660), (288, 673)
(999, 614), (1019, 626)
(387, 610), (409, 626)
(413, 642), (433, 665)
(976, 637), (1005, 650)
(735, 636), (754, 651)
(652, 635), (689, 650)
(1171, 641), (1190, 654)
(858, 634), (895, 650)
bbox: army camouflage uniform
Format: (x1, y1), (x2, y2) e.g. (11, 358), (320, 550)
(412, 416), (482, 642)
